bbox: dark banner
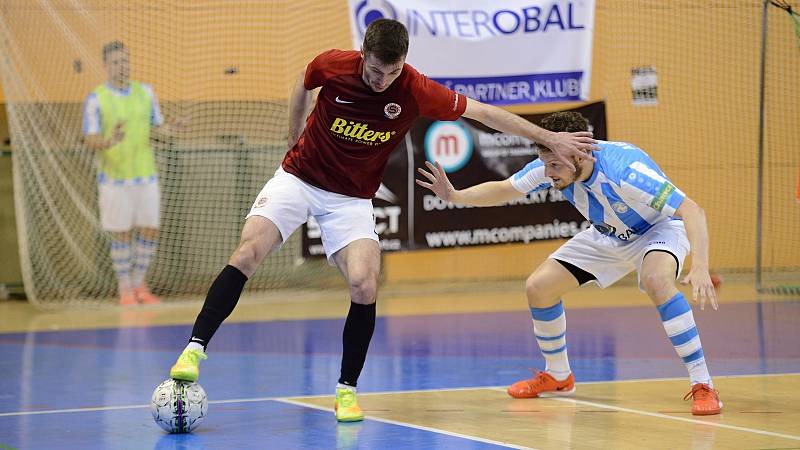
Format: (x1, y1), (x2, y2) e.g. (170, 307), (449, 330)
(302, 101), (606, 257)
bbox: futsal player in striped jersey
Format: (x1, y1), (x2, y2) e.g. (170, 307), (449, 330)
(417, 111), (722, 415)
(168, 20), (596, 422)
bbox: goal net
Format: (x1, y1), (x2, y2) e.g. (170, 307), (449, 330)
(592, 1), (800, 292)
(0, 1), (351, 307)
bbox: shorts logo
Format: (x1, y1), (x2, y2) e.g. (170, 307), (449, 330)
(611, 202), (629, 214)
(649, 182), (676, 211)
(384, 102), (401, 119)
(256, 196), (268, 207)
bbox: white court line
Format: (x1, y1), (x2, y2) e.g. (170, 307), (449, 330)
(0, 404), (150, 417)
(487, 387), (800, 442)
(275, 397), (535, 450)
(0, 396), (294, 418)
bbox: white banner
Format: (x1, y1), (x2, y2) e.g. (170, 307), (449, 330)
(348, 0), (595, 105)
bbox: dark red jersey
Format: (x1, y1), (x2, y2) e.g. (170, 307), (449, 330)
(281, 49), (467, 198)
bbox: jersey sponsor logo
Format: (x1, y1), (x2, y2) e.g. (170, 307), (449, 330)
(593, 221), (635, 241)
(592, 222), (615, 236)
(384, 102), (401, 119)
(329, 117), (395, 144)
(335, 96), (355, 104)
(424, 120), (473, 173)
(611, 202), (629, 214)
(255, 196), (269, 207)
(650, 182), (676, 211)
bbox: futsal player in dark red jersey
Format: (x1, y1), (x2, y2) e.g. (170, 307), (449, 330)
(169, 18), (596, 422)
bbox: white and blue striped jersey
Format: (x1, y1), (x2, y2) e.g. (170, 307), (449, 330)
(510, 140), (686, 243)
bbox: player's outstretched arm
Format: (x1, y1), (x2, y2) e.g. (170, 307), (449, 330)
(287, 70), (314, 149)
(416, 160), (521, 207)
(461, 98), (597, 171)
(675, 197), (718, 311)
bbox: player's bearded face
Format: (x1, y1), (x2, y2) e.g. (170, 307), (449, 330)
(105, 50), (130, 85)
(361, 51), (405, 93)
(541, 150), (582, 190)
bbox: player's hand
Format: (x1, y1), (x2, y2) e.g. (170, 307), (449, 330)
(416, 161), (455, 202)
(110, 122), (126, 146)
(542, 131), (597, 171)
(680, 267), (718, 311)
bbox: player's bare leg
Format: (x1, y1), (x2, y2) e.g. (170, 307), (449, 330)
(331, 238), (380, 422)
(170, 216), (282, 382)
(640, 250), (721, 415)
(509, 259), (580, 398)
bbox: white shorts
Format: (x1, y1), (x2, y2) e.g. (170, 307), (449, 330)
(550, 219), (690, 291)
(245, 167), (379, 265)
(98, 180), (160, 232)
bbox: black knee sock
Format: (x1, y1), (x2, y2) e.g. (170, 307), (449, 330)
(189, 265), (248, 350)
(338, 302), (377, 387)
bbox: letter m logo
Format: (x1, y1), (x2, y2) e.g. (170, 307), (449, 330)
(435, 135), (459, 157)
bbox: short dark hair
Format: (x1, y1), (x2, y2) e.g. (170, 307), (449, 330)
(540, 112), (589, 133)
(102, 41), (125, 63)
(362, 19), (409, 64)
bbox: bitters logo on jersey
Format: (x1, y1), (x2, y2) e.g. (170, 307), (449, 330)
(330, 117), (396, 145)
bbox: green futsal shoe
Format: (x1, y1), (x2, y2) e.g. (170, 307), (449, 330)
(334, 387), (364, 422)
(169, 348), (207, 382)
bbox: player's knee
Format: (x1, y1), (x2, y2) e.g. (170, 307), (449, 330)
(229, 239), (267, 277)
(525, 275), (553, 307)
(641, 272), (673, 298)
(348, 272), (378, 305)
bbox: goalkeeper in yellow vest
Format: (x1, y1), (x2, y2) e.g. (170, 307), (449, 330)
(82, 41), (177, 306)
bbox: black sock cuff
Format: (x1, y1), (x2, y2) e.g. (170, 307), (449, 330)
(349, 301), (376, 311)
(223, 264), (248, 282)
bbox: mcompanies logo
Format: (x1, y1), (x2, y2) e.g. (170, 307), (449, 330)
(329, 117), (396, 145)
(424, 121), (473, 173)
(353, 1), (586, 38)
(353, 0), (398, 36)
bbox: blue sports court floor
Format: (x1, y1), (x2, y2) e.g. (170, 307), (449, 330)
(0, 283), (798, 449)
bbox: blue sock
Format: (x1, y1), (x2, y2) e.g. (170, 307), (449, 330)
(531, 300), (571, 380)
(658, 293), (712, 386)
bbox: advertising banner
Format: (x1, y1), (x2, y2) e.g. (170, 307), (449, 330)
(348, 0), (596, 105)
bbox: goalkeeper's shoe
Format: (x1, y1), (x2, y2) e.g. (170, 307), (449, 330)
(334, 387), (364, 422)
(169, 348), (207, 382)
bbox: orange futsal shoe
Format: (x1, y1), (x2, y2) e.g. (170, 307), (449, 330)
(134, 285), (161, 305)
(508, 370), (576, 398)
(119, 291), (137, 307)
(684, 383), (722, 415)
